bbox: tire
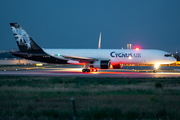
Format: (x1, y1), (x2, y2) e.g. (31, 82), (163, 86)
(86, 69), (90, 72)
(82, 69), (86, 72)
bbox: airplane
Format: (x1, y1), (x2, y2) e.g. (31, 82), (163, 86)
(9, 23), (176, 73)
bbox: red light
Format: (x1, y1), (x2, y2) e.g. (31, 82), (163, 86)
(94, 68), (97, 72)
(91, 68), (98, 72)
(135, 47), (139, 50)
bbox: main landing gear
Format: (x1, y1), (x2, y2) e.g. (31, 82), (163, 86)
(82, 62), (98, 73)
(82, 68), (98, 73)
(82, 69), (90, 72)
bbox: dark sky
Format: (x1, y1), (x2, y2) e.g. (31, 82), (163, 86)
(1, 0), (180, 52)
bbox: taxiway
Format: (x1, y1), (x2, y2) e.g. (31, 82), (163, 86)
(0, 65), (180, 78)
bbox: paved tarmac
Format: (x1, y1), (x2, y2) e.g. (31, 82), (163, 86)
(0, 65), (180, 78)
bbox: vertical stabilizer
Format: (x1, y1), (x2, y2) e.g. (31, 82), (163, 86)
(10, 23), (42, 51)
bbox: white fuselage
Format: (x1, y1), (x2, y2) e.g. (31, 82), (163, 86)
(43, 49), (176, 65)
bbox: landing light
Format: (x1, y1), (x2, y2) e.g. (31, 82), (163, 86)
(154, 63), (160, 69)
(135, 47), (140, 50)
(128, 56), (132, 59)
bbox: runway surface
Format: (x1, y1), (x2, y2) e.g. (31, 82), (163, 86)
(0, 65), (180, 78)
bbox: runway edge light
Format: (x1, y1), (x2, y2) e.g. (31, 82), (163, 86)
(34, 63), (43, 66)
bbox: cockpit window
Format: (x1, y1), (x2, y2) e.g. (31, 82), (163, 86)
(164, 54), (172, 57)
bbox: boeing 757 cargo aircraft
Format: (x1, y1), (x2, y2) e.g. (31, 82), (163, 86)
(10, 23), (176, 73)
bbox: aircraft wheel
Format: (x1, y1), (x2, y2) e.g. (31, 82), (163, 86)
(153, 70), (156, 73)
(82, 69), (86, 73)
(82, 69), (91, 73)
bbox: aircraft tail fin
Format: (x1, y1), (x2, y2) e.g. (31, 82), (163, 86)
(10, 23), (42, 51)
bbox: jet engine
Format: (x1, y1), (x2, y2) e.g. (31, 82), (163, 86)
(90, 60), (111, 69)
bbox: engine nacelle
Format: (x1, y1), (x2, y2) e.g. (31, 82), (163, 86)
(112, 64), (123, 69)
(90, 60), (111, 69)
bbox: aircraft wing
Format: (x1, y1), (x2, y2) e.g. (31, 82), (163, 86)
(61, 55), (98, 62)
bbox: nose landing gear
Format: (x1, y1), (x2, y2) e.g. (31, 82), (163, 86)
(153, 63), (160, 73)
(153, 70), (157, 73)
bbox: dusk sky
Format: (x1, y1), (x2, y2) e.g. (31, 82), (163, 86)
(0, 0), (180, 52)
